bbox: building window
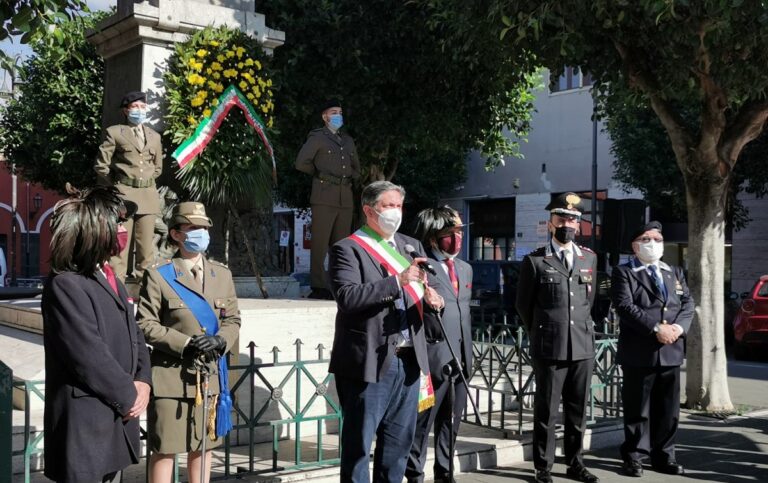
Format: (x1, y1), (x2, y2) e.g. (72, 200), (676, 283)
(550, 66), (593, 94)
(468, 198), (516, 261)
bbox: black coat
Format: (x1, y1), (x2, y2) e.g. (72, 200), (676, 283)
(515, 243), (598, 361)
(611, 259), (694, 367)
(42, 271), (152, 482)
(328, 232), (430, 383)
(423, 252), (473, 380)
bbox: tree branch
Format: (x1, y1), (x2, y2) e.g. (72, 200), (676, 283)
(692, 22), (727, 172)
(720, 99), (768, 167)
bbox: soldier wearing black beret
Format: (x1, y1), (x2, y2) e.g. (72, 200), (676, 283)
(515, 192), (600, 483)
(295, 98), (361, 298)
(95, 90), (164, 281)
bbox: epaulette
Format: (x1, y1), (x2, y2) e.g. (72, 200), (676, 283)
(309, 127), (325, 134)
(530, 246), (546, 256)
(578, 244), (595, 254)
(207, 259), (229, 269)
(150, 259), (172, 269)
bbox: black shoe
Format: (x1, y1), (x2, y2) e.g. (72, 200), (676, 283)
(535, 469), (553, 483)
(622, 460), (643, 477)
(652, 461), (684, 475)
(566, 464), (600, 483)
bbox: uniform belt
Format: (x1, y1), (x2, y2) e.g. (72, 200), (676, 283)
(116, 174), (155, 188)
(316, 172), (351, 186)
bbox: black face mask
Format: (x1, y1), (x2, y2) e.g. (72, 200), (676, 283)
(553, 226), (576, 244)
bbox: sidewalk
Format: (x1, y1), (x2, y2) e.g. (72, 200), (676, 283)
(455, 409), (768, 482)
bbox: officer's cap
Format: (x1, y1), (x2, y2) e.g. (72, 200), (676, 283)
(170, 202), (212, 228)
(121, 91), (146, 108)
(545, 192), (584, 217)
(631, 221), (662, 241)
(320, 98), (342, 113)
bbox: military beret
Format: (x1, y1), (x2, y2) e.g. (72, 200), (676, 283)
(545, 192), (584, 217)
(630, 220), (662, 242)
(170, 201), (212, 228)
(120, 91), (146, 107)
(320, 98), (342, 113)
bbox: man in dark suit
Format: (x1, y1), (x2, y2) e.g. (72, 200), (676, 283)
(611, 221), (693, 477)
(406, 207), (473, 483)
(42, 186), (152, 483)
(296, 98), (361, 299)
(328, 180), (445, 483)
(515, 192), (599, 483)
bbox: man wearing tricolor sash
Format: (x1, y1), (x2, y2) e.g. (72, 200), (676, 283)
(328, 181), (445, 483)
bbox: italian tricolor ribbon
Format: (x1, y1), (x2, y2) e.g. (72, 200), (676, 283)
(172, 85), (276, 181)
(348, 225), (425, 319)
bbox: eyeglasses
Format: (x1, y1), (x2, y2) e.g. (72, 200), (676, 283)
(636, 236), (664, 243)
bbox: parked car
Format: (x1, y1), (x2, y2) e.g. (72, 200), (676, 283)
(731, 275), (768, 360)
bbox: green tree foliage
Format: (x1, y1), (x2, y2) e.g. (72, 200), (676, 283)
(260, 0), (537, 214)
(0, 0), (89, 71)
(431, 0), (768, 411)
(0, 10), (106, 193)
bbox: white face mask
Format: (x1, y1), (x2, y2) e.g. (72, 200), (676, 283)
(636, 241), (664, 264)
(374, 208), (402, 236)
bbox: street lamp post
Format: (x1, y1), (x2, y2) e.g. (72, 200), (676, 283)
(10, 166), (17, 286)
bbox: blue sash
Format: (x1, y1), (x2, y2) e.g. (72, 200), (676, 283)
(157, 262), (233, 438)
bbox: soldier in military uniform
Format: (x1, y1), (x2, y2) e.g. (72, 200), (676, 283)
(95, 91), (163, 281)
(136, 202), (241, 483)
(295, 98), (361, 299)
(515, 192), (599, 483)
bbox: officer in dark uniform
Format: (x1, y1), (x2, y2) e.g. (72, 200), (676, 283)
(295, 98), (361, 299)
(515, 192), (599, 483)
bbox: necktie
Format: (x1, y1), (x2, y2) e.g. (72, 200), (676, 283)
(445, 258), (459, 296)
(389, 241), (410, 342)
(134, 126), (145, 149)
(560, 249), (570, 270)
(192, 265), (204, 291)
(648, 265), (667, 300)
(103, 263), (119, 295)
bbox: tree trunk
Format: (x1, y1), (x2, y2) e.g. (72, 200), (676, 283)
(229, 205), (269, 299)
(682, 169), (734, 412)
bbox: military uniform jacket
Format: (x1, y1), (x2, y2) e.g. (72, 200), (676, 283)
(137, 255), (241, 398)
(95, 123), (163, 215)
(515, 243), (598, 361)
(611, 259), (694, 367)
(295, 127), (360, 208)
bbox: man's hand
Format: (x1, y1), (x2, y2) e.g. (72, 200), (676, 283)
(656, 324), (679, 345)
(398, 258), (427, 286)
(124, 381), (151, 420)
(424, 286), (445, 311)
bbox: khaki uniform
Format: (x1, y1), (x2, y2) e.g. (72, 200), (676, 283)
(137, 256), (241, 453)
(95, 124), (163, 280)
(295, 127), (360, 289)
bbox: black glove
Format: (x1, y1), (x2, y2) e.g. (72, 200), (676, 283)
(188, 334), (227, 354)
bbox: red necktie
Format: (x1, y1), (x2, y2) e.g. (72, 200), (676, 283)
(445, 258), (459, 296)
(103, 263), (119, 295)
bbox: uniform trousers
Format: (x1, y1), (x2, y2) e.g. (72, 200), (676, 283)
(111, 213), (156, 281)
(336, 351), (420, 483)
(310, 204), (353, 289)
(532, 357), (593, 470)
(620, 365), (680, 465)
(405, 371), (467, 482)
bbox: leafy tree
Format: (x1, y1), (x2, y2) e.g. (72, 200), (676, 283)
(260, 0), (537, 214)
(0, 0), (89, 71)
(0, 10), (107, 193)
(432, 0), (768, 411)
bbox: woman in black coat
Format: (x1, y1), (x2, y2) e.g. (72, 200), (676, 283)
(42, 186), (152, 483)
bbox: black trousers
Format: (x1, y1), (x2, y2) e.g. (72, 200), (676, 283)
(620, 365), (680, 465)
(405, 371), (468, 482)
(532, 357), (593, 470)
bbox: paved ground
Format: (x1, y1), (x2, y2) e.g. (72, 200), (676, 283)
(454, 410), (768, 483)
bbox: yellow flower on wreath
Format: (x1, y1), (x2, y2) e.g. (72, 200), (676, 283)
(196, 49), (208, 58)
(203, 108), (212, 118)
(208, 40), (220, 47)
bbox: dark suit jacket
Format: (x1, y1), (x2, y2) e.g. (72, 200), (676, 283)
(423, 251), (473, 380)
(295, 127), (360, 208)
(42, 271), (152, 482)
(611, 259), (694, 367)
(328, 231), (430, 383)
(515, 243), (598, 361)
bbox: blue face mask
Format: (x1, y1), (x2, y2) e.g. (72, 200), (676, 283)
(127, 108), (147, 125)
(328, 114), (343, 130)
(183, 228), (210, 253)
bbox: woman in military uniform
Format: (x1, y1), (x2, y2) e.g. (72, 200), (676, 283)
(136, 202), (241, 483)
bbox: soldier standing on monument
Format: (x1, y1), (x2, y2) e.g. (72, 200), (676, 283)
(95, 90), (163, 281)
(296, 98), (360, 299)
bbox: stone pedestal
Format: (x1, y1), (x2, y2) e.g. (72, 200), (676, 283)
(88, 0), (285, 129)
